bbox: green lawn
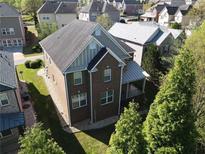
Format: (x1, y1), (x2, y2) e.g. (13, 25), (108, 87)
(16, 64), (114, 154)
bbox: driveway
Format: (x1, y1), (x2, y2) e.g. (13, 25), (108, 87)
(13, 52), (43, 65)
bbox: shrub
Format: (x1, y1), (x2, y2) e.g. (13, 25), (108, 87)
(32, 45), (42, 53)
(30, 60), (41, 69)
(24, 60), (31, 68)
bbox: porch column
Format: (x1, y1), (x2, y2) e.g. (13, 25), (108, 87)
(89, 71), (93, 123)
(142, 78), (146, 93)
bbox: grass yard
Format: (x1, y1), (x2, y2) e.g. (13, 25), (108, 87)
(16, 64), (114, 154)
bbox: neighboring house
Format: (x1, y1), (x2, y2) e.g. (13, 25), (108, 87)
(158, 5), (178, 26)
(122, 0), (143, 15)
(109, 22), (182, 65)
(141, 3), (167, 21)
(0, 51), (25, 153)
(0, 3), (25, 52)
(79, 0), (120, 23)
(40, 20), (147, 126)
(37, 0), (78, 29)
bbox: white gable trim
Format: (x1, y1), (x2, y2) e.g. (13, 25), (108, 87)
(37, 2), (47, 14)
(0, 82), (16, 90)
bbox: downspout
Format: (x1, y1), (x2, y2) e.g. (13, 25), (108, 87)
(64, 73), (72, 126)
(89, 71), (93, 123)
(118, 65), (124, 115)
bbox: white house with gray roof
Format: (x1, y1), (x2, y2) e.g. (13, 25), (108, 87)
(37, 0), (78, 29)
(0, 3), (25, 52)
(109, 22), (182, 65)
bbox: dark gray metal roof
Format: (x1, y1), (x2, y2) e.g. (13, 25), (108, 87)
(55, 2), (77, 13)
(122, 61), (145, 84)
(0, 3), (20, 17)
(166, 6), (178, 15)
(0, 51), (17, 90)
(40, 20), (98, 72)
(114, 37), (135, 53)
(0, 112), (25, 132)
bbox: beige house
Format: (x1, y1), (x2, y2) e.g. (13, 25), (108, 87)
(37, 1), (78, 29)
(0, 51), (25, 153)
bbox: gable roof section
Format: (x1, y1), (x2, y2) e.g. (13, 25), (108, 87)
(55, 2), (77, 13)
(123, 0), (139, 4)
(166, 6), (179, 15)
(0, 51), (17, 91)
(40, 20), (97, 72)
(38, 1), (60, 14)
(0, 3), (20, 17)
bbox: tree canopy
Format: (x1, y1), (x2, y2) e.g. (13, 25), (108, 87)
(108, 103), (146, 154)
(96, 14), (113, 30)
(19, 123), (65, 154)
(143, 48), (196, 153)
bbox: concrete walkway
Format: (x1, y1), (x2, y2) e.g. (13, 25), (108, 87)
(13, 52), (43, 65)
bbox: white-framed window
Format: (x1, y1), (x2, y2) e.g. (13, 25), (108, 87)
(43, 16), (50, 20)
(0, 129), (12, 138)
(89, 42), (96, 50)
(9, 28), (15, 35)
(2, 40), (7, 47)
(17, 39), (22, 46)
(0, 93), (9, 106)
(104, 68), (111, 82)
(73, 71), (82, 85)
(13, 40), (18, 46)
(7, 40), (12, 47)
(71, 93), (87, 109)
(100, 90), (114, 105)
(1, 28), (6, 35)
(95, 29), (101, 36)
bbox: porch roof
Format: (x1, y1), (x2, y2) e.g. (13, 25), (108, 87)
(122, 61), (146, 84)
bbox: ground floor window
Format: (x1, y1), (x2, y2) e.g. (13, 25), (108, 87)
(1, 39), (23, 47)
(100, 90), (114, 105)
(0, 129), (12, 138)
(71, 93), (87, 109)
(0, 93), (9, 106)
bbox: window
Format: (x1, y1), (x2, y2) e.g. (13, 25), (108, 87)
(2, 40), (7, 47)
(100, 90), (114, 105)
(73, 71), (82, 85)
(7, 40), (12, 47)
(0, 129), (12, 138)
(0, 93), (9, 106)
(17, 39), (22, 46)
(104, 68), (111, 82)
(1, 28), (6, 35)
(95, 29), (101, 36)
(43, 16), (50, 20)
(71, 93), (87, 109)
(9, 28), (15, 35)
(89, 42), (96, 50)
(13, 40), (17, 46)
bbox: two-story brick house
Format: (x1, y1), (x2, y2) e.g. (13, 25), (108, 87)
(40, 20), (146, 126)
(0, 51), (25, 153)
(0, 3), (25, 52)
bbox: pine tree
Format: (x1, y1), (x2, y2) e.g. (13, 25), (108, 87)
(108, 102), (146, 154)
(143, 49), (196, 153)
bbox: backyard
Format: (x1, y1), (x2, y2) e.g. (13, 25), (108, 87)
(16, 64), (114, 154)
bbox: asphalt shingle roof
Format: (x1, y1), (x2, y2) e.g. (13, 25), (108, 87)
(0, 51), (17, 91)
(166, 6), (179, 15)
(38, 1), (60, 14)
(40, 20), (98, 72)
(0, 3), (20, 17)
(55, 2), (77, 13)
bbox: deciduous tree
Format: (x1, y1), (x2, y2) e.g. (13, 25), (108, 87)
(96, 14), (113, 30)
(19, 123), (65, 154)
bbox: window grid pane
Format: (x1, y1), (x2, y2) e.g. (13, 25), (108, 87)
(74, 72), (82, 85)
(104, 69), (111, 82)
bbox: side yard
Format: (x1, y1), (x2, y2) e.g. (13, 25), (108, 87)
(16, 64), (114, 154)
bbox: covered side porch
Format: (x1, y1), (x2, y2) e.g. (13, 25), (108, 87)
(121, 61), (148, 101)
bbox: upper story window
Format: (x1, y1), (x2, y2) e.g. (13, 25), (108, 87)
(0, 93), (9, 107)
(1, 28), (15, 35)
(71, 93), (87, 109)
(43, 16), (50, 20)
(73, 71), (82, 85)
(95, 29), (101, 36)
(17, 39), (22, 46)
(2, 40), (7, 47)
(100, 90), (114, 105)
(7, 40), (12, 47)
(104, 68), (111, 82)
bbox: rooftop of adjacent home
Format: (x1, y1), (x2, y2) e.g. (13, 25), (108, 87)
(109, 22), (182, 46)
(0, 50), (17, 92)
(0, 3), (20, 17)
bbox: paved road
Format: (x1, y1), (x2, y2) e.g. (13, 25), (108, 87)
(13, 52), (43, 65)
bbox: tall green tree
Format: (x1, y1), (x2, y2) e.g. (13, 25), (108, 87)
(143, 48), (196, 153)
(21, 0), (43, 25)
(184, 22), (205, 148)
(36, 22), (58, 40)
(108, 103), (146, 154)
(96, 14), (113, 30)
(19, 123), (65, 154)
(142, 44), (161, 82)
